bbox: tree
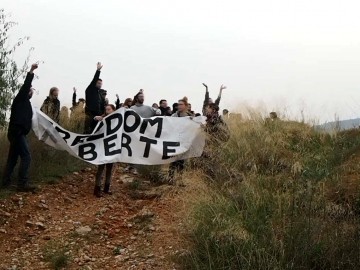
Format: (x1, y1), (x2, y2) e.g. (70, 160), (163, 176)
(0, 9), (32, 128)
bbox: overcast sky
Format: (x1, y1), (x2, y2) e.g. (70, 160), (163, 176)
(3, 0), (360, 122)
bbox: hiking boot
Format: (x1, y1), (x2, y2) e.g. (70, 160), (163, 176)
(103, 184), (112, 195)
(16, 185), (37, 193)
(93, 185), (102, 198)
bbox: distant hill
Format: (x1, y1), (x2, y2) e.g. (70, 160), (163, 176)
(317, 118), (360, 131)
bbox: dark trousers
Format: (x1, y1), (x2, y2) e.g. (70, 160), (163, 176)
(169, 160), (185, 179)
(84, 111), (98, 134)
(2, 134), (31, 187)
(95, 164), (114, 187)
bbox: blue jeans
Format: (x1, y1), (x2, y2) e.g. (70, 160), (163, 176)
(2, 134), (31, 187)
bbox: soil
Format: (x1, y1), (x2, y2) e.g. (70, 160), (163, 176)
(0, 166), (189, 270)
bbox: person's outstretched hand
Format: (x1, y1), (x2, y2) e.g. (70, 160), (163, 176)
(97, 62), (103, 71)
(202, 83), (208, 89)
(73, 87), (77, 93)
(116, 94), (119, 99)
(220, 84), (227, 91)
(30, 63), (38, 73)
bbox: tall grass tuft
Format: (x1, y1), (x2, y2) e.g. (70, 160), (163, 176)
(180, 115), (360, 270)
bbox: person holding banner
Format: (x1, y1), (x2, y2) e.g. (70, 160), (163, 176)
(84, 62), (105, 134)
(168, 97), (192, 185)
(2, 63), (38, 192)
(130, 90), (161, 118)
(93, 104), (117, 197)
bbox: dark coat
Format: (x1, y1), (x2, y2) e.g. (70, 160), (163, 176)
(85, 70), (103, 115)
(8, 72), (34, 137)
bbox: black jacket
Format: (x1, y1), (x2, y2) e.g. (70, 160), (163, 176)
(8, 72), (34, 137)
(85, 70), (103, 115)
(160, 106), (172, 116)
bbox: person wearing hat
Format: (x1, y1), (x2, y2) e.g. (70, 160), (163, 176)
(84, 62), (105, 134)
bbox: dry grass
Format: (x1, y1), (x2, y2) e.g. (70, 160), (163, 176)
(179, 115), (360, 270)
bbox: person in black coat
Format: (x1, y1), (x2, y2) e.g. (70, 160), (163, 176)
(84, 62), (104, 134)
(159, 99), (172, 116)
(2, 63), (38, 192)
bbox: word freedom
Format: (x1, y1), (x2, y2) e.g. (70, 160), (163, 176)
(59, 111), (179, 161)
(32, 108), (205, 165)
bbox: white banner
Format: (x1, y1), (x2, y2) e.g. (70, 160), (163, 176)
(31, 107), (206, 165)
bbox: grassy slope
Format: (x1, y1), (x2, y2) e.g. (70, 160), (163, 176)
(1, 114), (360, 269)
(180, 117), (360, 270)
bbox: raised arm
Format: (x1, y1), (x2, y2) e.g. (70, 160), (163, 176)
(202, 83), (209, 115)
(17, 63), (38, 100)
(115, 94), (120, 109)
(87, 62), (103, 89)
(215, 84), (226, 106)
(72, 87), (77, 107)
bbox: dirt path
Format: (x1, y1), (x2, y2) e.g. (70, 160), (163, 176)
(0, 166), (188, 270)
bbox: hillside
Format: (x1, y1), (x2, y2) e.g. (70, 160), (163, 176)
(0, 166), (189, 270)
(1, 118), (360, 270)
(317, 118), (360, 131)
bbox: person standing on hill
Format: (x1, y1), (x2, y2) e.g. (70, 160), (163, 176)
(130, 90), (161, 118)
(115, 94), (121, 109)
(84, 62), (104, 134)
(159, 99), (172, 116)
(40, 87), (60, 123)
(126, 90), (161, 175)
(168, 97), (192, 185)
(94, 104), (117, 197)
(202, 83), (226, 115)
(122, 98), (133, 109)
(70, 87), (86, 133)
(59, 106), (70, 127)
(172, 102), (178, 114)
(2, 63), (39, 192)
(71, 87), (85, 111)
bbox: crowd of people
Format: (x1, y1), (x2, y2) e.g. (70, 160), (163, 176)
(1, 62), (231, 197)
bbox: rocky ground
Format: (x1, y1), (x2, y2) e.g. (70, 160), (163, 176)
(0, 166), (190, 270)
